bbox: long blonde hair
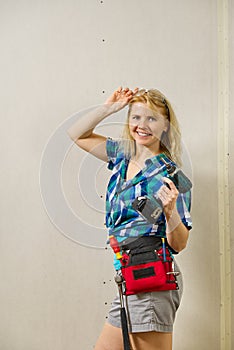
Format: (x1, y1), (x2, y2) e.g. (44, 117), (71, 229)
(121, 88), (182, 166)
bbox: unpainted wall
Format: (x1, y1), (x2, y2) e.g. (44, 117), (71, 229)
(0, 1), (232, 349)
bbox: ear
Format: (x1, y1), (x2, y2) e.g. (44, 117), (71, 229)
(163, 119), (169, 132)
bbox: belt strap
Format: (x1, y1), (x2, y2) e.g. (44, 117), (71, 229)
(120, 236), (163, 251)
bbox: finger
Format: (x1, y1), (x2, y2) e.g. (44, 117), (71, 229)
(116, 86), (122, 93)
(157, 192), (170, 206)
(158, 184), (177, 202)
(162, 177), (178, 193)
(158, 194), (175, 209)
(157, 187), (169, 200)
(161, 184), (171, 195)
(158, 183), (171, 195)
(126, 90), (134, 96)
(133, 87), (139, 94)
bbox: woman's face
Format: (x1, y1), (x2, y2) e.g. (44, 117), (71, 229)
(128, 102), (168, 152)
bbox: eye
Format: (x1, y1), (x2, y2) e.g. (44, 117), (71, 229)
(148, 116), (156, 122)
(131, 115), (141, 120)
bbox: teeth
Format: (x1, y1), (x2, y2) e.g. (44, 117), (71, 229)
(137, 131), (151, 136)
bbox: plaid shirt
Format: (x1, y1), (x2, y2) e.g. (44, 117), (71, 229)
(105, 138), (192, 269)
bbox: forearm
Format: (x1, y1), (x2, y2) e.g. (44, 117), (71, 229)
(165, 209), (189, 252)
(67, 87), (137, 141)
(67, 104), (115, 141)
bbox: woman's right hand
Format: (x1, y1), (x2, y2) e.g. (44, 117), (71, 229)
(67, 86), (138, 162)
(104, 86), (138, 113)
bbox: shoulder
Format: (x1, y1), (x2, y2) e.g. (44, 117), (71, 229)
(106, 138), (127, 170)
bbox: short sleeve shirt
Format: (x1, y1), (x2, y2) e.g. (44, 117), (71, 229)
(105, 138), (192, 238)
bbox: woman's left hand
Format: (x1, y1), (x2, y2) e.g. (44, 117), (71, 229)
(157, 177), (179, 219)
(158, 177), (189, 251)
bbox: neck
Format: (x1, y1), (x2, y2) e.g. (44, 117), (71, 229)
(133, 143), (161, 163)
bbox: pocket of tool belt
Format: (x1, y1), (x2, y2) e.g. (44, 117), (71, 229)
(121, 246), (178, 295)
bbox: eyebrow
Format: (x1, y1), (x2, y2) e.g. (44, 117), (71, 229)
(130, 113), (161, 118)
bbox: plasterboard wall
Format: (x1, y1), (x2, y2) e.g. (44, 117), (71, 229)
(0, 1), (232, 349)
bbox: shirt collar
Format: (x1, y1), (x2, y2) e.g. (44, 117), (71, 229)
(144, 153), (169, 167)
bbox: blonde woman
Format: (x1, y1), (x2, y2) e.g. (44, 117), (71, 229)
(67, 87), (192, 350)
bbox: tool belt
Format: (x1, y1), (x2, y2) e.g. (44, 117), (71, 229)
(119, 236), (179, 295)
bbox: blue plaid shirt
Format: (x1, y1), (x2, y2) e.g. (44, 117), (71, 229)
(105, 138), (192, 269)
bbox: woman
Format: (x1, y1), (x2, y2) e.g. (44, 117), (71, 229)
(67, 87), (192, 350)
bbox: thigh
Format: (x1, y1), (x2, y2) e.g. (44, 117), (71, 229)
(94, 323), (123, 350)
(130, 331), (172, 350)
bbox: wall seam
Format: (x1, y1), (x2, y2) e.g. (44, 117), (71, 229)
(217, 0), (231, 349)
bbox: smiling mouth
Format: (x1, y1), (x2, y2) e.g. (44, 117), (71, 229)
(136, 130), (152, 137)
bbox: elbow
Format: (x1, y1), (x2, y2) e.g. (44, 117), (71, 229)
(174, 241), (187, 253)
(66, 131), (83, 145)
(168, 242), (187, 254)
(66, 132), (84, 148)
(67, 129), (77, 142)
(167, 235), (189, 253)
(67, 128), (93, 142)
(167, 225), (189, 253)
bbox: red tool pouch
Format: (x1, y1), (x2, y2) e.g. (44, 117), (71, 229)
(120, 237), (178, 295)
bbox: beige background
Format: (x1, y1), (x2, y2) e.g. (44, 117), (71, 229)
(0, 1), (233, 349)
(229, 0), (234, 346)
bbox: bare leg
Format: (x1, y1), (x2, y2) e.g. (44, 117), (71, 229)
(130, 331), (172, 350)
(94, 323), (123, 350)
(94, 322), (172, 350)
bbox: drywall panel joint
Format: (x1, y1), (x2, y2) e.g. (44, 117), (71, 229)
(217, 0), (231, 349)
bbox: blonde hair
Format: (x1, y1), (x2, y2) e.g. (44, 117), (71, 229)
(121, 88), (182, 166)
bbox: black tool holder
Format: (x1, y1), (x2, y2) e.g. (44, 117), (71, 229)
(114, 274), (132, 350)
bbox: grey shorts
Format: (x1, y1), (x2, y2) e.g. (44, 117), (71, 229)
(107, 261), (183, 333)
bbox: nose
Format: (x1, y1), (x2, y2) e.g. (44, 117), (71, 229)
(137, 117), (148, 129)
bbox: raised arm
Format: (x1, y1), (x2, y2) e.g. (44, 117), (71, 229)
(67, 87), (138, 162)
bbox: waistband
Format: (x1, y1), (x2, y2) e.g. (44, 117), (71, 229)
(120, 236), (178, 255)
(120, 236), (163, 251)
